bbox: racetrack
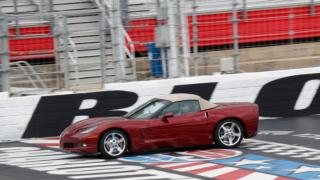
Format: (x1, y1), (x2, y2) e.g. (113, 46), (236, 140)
(1, 115), (320, 180)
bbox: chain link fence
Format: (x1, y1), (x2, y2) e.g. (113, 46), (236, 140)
(1, 0), (320, 95)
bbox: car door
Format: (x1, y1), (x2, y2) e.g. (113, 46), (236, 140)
(143, 100), (212, 148)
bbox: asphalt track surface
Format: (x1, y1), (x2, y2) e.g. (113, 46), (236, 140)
(1, 115), (320, 180)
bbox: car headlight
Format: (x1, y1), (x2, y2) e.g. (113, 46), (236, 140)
(79, 126), (97, 134)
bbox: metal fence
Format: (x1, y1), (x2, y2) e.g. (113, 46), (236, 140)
(0, 14), (61, 95)
(1, 0), (320, 95)
(129, 0), (320, 78)
(0, 1), (136, 94)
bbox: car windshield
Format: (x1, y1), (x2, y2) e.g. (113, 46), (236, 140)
(124, 99), (170, 119)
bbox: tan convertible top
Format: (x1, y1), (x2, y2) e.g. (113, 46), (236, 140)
(156, 93), (217, 110)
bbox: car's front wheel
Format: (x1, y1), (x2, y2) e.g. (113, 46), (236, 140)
(214, 119), (244, 148)
(99, 130), (128, 158)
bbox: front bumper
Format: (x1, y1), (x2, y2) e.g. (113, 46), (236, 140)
(60, 133), (99, 154)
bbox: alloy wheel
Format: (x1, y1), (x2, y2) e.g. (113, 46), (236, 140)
(218, 121), (242, 147)
(103, 132), (126, 157)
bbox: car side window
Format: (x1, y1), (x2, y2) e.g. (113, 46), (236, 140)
(158, 100), (200, 117)
(160, 102), (180, 116)
(180, 100), (200, 115)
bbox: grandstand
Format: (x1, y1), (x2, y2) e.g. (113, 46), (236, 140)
(128, 0), (320, 51)
(1, 0), (136, 93)
(1, 0), (320, 94)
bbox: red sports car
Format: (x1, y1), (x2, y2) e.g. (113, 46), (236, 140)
(60, 93), (259, 158)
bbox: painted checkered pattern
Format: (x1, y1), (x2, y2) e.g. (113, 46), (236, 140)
(22, 138), (320, 161)
(21, 137), (320, 163)
(20, 137), (309, 179)
(241, 139), (320, 162)
(148, 161), (292, 180)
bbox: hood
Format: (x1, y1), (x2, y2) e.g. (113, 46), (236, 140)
(65, 116), (128, 134)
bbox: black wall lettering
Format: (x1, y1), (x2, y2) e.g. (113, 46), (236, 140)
(255, 73), (320, 117)
(24, 75), (320, 138)
(23, 91), (138, 138)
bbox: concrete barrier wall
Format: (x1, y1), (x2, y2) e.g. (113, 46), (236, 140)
(1, 67), (320, 141)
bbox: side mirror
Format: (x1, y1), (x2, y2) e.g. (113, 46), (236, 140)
(162, 112), (174, 122)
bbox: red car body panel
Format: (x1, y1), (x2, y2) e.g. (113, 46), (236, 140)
(60, 102), (259, 154)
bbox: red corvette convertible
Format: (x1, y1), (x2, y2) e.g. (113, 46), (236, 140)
(60, 93), (259, 158)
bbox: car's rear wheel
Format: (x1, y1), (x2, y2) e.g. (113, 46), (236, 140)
(214, 119), (243, 148)
(99, 130), (128, 158)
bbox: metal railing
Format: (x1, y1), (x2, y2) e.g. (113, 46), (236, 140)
(67, 37), (79, 84)
(55, 15), (80, 87)
(10, 61), (47, 89)
(94, 0), (135, 60)
(30, 0), (41, 12)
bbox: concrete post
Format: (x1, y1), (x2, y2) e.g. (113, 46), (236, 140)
(99, 10), (107, 85)
(192, 0), (199, 76)
(242, 0), (248, 20)
(61, 16), (70, 89)
(310, 0), (315, 16)
(156, 0), (168, 78)
(13, 0), (20, 36)
(167, 0), (179, 78)
(232, 0), (240, 72)
(40, 0), (54, 36)
(41, 0), (54, 12)
(120, 0), (129, 26)
(111, 0), (126, 81)
(0, 17), (10, 92)
(179, 0), (190, 77)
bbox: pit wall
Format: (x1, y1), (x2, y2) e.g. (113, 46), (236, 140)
(1, 67), (320, 141)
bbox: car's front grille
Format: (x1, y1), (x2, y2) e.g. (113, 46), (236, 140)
(63, 143), (74, 148)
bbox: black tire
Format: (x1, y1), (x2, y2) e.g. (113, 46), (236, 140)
(99, 130), (129, 158)
(214, 119), (244, 148)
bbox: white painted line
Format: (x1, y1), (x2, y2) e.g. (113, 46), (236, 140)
(174, 163), (215, 172)
(47, 146), (60, 149)
(239, 172), (278, 180)
(198, 167), (238, 177)
(158, 162), (196, 168)
(290, 152), (319, 158)
(273, 149), (306, 155)
(248, 144), (279, 150)
(244, 139), (320, 153)
(306, 156), (320, 160)
(262, 147), (291, 153)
